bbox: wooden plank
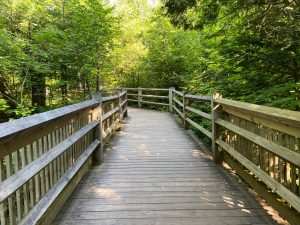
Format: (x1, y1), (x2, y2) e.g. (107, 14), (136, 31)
(216, 98), (300, 131)
(14, 149), (23, 223)
(185, 94), (211, 102)
(169, 88), (174, 113)
(20, 140), (99, 225)
(102, 107), (120, 122)
(54, 108), (277, 225)
(0, 99), (98, 139)
(102, 95), (119, 103)
(172, 89), (183, 97)
(139, 88), (169, 91)
(186, 118), (212, 139)
(172, 97), (183, 107)
(127, 99), (138, 102)
(140, 95), (168, 99)
(138, 88), (142, 108)
(223, 152), (300, 225)
(140, 101), (169, 106)
(216, 118), (300, 167)
(0, 158), (8, 225)
(120, 99), (127, 108)
(185, 106), (212, 120)
(216, 139), (300, 212)
(172, 105), (183, 118)
(5, 154), (16, 225)
(0, 108), (93, 159)
(212, 93), (222, 163)
(0, 122), (99, 203)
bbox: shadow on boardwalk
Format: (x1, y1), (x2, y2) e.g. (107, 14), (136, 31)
(54, 108), (279, 225)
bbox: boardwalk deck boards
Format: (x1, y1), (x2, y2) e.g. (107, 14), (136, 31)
(53, 108), (277, 225)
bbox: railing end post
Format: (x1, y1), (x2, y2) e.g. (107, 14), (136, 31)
(211, 92), (223, 164)
(92, 92), (104, 165)
(138, 87), (142, 108)
(183, 91), (189, 130)
(124, 89), (128, 117)
(169, 87), (175, 113)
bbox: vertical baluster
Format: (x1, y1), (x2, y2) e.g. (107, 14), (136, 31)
(6, 154), (16, 225)
(32, 141), (41, 204)
(56, 129), (61, 179)
(20, 148), (30, 215)
(47, 134), (54, 188)
(14, 149), (23, 223)
(38, 138), (46, 197)
(51, 132), (57, 183)
(63, 126), (68, 172)
(0, 158), (8, 225)
(43, 136), (50, 192)
(26, 145), (35, 208)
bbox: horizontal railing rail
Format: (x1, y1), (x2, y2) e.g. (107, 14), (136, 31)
(126, 87), (300, 224)
(124, 88), (169, 108)
(0, 90), (128, 225)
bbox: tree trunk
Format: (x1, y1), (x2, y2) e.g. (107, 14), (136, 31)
(61, 65), (68, 105)
(31, 74), (46, 107)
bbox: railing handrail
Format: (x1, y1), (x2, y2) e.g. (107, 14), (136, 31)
(125, 86), (300, 223)
(0, 90), (128, 225)
(0, 99), (99, 140)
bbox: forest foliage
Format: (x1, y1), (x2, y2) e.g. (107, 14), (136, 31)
(0, 0), (299, 122)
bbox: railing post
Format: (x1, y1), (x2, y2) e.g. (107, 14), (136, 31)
(138, 88), (142, 108)
(118, 90), (122, 120)
(183, 92), (189, 130)
(211, 92), (223, 164)
(91, 92), (104, 164)
(169, 87), (174, 113)
(124, 89), (128, 117)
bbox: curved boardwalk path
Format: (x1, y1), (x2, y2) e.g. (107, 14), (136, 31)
(54, 108), (278, 225)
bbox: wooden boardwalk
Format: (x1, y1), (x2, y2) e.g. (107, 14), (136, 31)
(53, 108), (278, 225)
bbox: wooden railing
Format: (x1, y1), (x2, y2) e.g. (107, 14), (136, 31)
(126, 88), (169, 108)
(126, 87), (300, 224)
(0, 90), (128, 225)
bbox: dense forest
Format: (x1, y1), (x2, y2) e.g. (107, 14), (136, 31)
(0, 0), (299, 122)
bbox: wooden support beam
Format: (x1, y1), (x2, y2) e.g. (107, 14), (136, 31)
(169, 87), (174, 113)
(211, 92), (223, 164)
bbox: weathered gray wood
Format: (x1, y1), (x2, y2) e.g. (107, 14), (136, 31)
(140, 94), (168, 99)
(140, 88), (169, 91)
(172, 97), (183, 107)
(102, 107), (120, 121)
(215, 98), (300, 130)
(216, 118), (300, 167)
(172, 89), (184, 96)
(140, 100), (169, 106)
(128, 99), (138, 102)
(20, 140), (100, 225)
(54, 108), (277, 225)
(217, 139), (300, 212)
(0, 122), (99, 203)
(183, 92), (189, 129)
(138, 88), (142, 108)
(185, 106), (212, 120)
(172, 105), (183, 118)
(169, 87), (174, 113)
(212, 93), (223, 163)
(185, 94), (211, 101)
(185, 118), (212, 138)
(92, 93), (103, 164)
(224, 152), (300, 225)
